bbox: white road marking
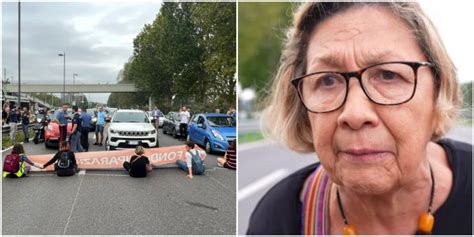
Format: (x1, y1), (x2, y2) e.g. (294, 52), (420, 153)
(63, 170), (85, 234)
(238, 169), (289, 202)
(78, 170), (86, 175)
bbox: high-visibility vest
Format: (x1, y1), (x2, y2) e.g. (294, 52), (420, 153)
(2, 161), (26, 178)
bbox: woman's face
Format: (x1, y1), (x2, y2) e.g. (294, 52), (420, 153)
(306, 6), (437, 194)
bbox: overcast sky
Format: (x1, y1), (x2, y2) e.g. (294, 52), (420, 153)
(2, 1), (162, 103)
(2, 1), (473, 104)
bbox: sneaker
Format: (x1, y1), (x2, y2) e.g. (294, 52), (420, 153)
(99, 143), (103, 146)
(93, 142), (99, 145)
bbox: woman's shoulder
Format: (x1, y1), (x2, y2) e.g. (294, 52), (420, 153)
(246, 163), (320, 235)
(435, 138), (472, 234)
(437, 138), (472, 175)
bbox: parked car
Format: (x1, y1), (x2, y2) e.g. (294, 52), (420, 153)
(162, 111), (182, 138)
(187, 113), (236, 154)
(44, 110), (73, 149)
(105, 109), (159, 150)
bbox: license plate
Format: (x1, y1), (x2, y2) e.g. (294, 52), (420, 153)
(129, 140), (139, 145)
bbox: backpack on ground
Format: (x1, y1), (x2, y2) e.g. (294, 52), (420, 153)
(3, 154), (21, 173)
(57, 152), (71, 169)
(189, 150), (205, 175)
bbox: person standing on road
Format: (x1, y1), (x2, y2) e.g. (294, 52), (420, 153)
(80, 106), (91, 152)
(21, 107), (30, 143)
(42, 141), (78, 176)
(176, 141), (206, 179)
(70, 106), (84, 153)
(8, 106), (20, 143)
(122, 145), (152, 178)
(53, 103), (69, 144)
(217, 139), (236, 170)
(179, 106), (190, 141)
(94, 106), (106, 146)
(3, 143), (42, 178)
(152, 106), (162, 129)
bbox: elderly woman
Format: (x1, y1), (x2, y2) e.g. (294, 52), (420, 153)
(247, 2), (471, 235)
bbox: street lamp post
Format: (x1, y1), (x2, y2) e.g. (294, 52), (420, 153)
(73, 73), (78, 105)
(58, 52), (66, 103)
(17, 2), (21, 109)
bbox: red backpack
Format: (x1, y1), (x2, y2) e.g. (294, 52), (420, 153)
(3, 153), (21, 173)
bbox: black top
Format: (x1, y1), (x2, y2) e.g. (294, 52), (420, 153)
(130, 155), (150, 178)
(72, 113), (82, 134)
(8, 111), (19, 123)
(247, 139), (472, 235)
(43, 151), (77, 169)
(21, 112), (29, 125)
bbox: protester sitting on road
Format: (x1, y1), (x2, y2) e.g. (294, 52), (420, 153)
(176, 141), (206, 179)
(42, 141), (78, 177)
(3, 143), (42, 178)
(123, 145), (152, 178)
(217, 139), (236, 170)
(94, 105), (106, 146)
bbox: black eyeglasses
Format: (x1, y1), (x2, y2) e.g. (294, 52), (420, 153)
(291, 61), (434, 113)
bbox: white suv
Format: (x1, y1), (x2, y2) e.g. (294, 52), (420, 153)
(105, 109), (159, 150)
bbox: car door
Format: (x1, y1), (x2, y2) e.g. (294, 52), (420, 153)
(195, 115), (207, 144)
(187, 115), (198, 142)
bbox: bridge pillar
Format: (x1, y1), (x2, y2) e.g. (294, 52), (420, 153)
(149, 96), (154, 111)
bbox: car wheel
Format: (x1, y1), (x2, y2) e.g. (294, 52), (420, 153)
(45, 141), (50, 149)
(156, 135), (160, 147)
(163, 127), (167, 134)
(205, 139), (212, 154)
(186, 134), (191, 142)
(172, 128), (178, 138)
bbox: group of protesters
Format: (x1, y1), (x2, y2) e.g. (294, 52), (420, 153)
(52, 103), (107, 153)
(3, 103), (33, 144)
(3, 103), (236, 179)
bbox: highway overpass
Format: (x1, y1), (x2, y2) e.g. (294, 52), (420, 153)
(4, 83), (136, 93)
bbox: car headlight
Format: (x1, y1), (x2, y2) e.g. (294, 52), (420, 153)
(37, 118), (41, 123)
(150, 129), (156, 134)
(110, 129), (116, 134)
(211, 129), (224, 141)
(92, 118), (97, 123)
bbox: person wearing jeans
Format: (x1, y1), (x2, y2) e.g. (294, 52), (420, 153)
(176, 141), (206, 179)
(80, 106), (91, 152)
(8, 107), (19, 142)
(70, 106), (84, 153)
(21, 107), (30, 143)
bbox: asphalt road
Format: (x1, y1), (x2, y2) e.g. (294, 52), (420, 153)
(237, 125), (472, 234)
(2, 127), (236, 235)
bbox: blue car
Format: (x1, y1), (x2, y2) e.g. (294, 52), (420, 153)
(187, 113), (236, 153)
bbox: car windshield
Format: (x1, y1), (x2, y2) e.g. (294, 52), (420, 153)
(207, 116), (235, 127)
(113, 112), (149, 123)
(36, 113), (45, 120)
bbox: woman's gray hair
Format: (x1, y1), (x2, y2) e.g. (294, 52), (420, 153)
(262, 2), (462, 153)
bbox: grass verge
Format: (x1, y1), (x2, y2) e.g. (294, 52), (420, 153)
(239, 132), (265, 144)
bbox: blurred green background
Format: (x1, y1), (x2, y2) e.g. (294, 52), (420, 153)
(237, 2), (472, 143)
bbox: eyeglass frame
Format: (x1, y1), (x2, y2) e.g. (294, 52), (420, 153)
(291, 61), (435, 113)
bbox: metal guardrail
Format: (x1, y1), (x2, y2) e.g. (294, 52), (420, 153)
(2, 123), (36, 135)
